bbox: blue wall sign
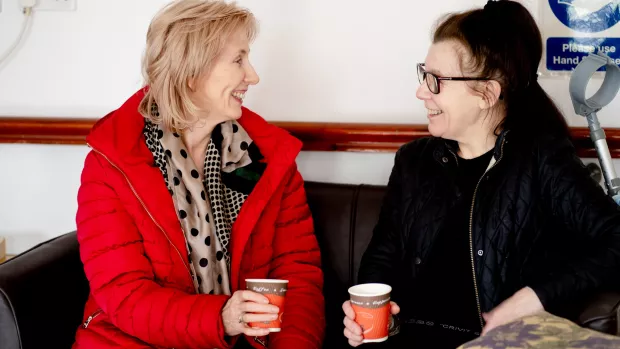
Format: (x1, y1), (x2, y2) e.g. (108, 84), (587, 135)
(545, 1), (620, 71)
(547, 37), (620, 70)
(550, 0), (620, 33)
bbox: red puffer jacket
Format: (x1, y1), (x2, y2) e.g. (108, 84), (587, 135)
(73, 89), (325, 349)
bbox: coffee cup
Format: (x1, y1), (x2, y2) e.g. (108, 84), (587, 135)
(245, 279), (288, 332)
(348, 283), (392, 343)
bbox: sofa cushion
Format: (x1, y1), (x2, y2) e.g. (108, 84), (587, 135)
(305, 182), (384, 348)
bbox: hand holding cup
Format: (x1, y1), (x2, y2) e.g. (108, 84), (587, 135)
(222, 290), (279, 337)
(342, 284), (399, 347)
(245, 279), (288, 332)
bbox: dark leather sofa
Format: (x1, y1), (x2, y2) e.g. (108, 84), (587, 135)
(1, 182), (619, 349)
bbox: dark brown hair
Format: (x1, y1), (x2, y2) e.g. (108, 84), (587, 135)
(433, 0), (570, 139)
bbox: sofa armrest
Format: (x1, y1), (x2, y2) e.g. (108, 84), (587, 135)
(577, 292), (620, 336)
(0, 232), (90, 349)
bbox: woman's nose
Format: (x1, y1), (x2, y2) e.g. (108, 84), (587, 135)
(416, 81), (432, 100)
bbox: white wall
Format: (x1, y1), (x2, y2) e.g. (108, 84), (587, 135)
(0, 0), (615, 254)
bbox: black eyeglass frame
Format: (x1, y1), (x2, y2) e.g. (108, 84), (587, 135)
(417, 63), (491, 94)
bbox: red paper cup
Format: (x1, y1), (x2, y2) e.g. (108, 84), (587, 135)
(245, 279), (288, 332)
(348, 283), (392, 343)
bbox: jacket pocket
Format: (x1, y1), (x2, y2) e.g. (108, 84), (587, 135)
(83, 309), (103, 329)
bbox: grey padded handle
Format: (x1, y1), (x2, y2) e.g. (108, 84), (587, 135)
(570, 52), (620, 116)
(569, 51), (620, 198)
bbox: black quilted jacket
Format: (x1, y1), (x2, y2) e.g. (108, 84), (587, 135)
(358, 131), (620, 326)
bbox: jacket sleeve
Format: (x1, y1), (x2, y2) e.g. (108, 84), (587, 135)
(268, 168), (325, 349)
(76, 151), (231, 349)
(529, 138), (620, 310)
(358, 147), (404, 287)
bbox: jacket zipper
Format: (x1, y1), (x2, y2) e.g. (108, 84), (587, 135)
(468, 137), (506, 330)
(449, 149), (459, 166)
(87, 144), (194, 286)
(83, 309), (103, 328)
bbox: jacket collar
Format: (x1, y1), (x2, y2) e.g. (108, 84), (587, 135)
(434, 130), (510, 165)
(86, 88), (302, 290)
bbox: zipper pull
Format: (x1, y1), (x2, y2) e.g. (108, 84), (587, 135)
(83, 315), (95, 329)
(254, 337), (267, 347)
(83, 310), (102, 329)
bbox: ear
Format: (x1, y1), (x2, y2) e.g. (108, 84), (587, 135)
(478, 80), (502, 110)
(187, 76), (197, 92)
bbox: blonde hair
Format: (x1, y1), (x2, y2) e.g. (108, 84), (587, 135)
(139, 0), (257, 132)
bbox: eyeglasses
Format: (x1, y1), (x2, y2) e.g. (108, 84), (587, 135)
(417, 63), (491, 94)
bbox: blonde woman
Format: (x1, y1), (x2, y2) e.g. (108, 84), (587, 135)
(73, 1), (324, 348)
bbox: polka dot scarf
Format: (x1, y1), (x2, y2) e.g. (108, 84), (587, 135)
(144, 110), (265, 295)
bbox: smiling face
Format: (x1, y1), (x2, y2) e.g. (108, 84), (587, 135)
(416, 40), (500, 143)
(189, 29), (260, 123)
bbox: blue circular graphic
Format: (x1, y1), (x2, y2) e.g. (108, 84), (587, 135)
(550, 0), (620, 33)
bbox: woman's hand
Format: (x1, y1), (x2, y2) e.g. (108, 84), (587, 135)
(221, 290), (280, 337)
(481, 287), (544, 335)
(342, 300), (400, 347)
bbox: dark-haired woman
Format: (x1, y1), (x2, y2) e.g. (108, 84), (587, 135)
(342, 1), (620, 348)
